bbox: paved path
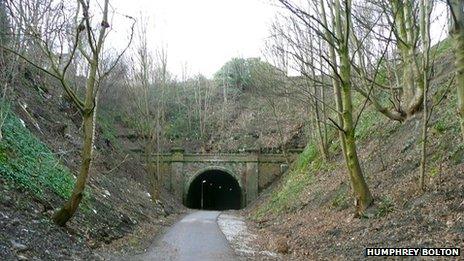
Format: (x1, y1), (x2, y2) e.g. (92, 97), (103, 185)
(132, 211), (238, 261)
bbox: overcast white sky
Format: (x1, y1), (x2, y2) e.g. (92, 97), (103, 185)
(109, 0), (279, 78)
(107, 0), (448, 78)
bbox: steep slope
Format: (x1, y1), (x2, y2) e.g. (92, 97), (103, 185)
(206, 94), (307, 152)
(246, 52), (464, 259)
(0, 68), (182, 260)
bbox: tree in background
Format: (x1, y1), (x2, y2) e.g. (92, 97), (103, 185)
(249, 59), (291, 160)
(266, 16), (331, 160)
(0, 1), (8, 45)
(0, 0), (12, 141)
(153, 48), (169, 199)
(214, 57), (251, 133)
(214, 58), (252, 92)
(191, 74), (212, 140)
(128, 16), (159, 201)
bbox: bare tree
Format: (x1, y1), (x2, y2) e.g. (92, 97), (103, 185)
(2, 0), (135, 225)
(0, 1), (13, 141)
(249, 61), (291, 160)
(192, 74), (212, 141)
(128, 16), (159, 200)
(350, 0), (437, 122)
(418, 0), (433, 191)
(154, 47), (168, 199)
(273, 0), (374, 215)
(265, 20), (332, 159)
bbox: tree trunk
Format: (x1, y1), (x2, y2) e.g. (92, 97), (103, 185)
(313, 84), (328, 160)
(309, 43), (328, 160)
(336, 0), (373, 215)
(419, 93), (428, 191)
(340, 45), (373, 215)
(53, 106), (96, 226)
(145, 139), (157, 202)
(456, 32), (464, 141)
(320, 0), (347, 158)
(153, 100), (161, 200)
(318, 40), (329, 157)
(449, 0), (464, 141)
(393, 0), (424, 117)
(320, 81), (329, 158)
(419, 0), (431, 191)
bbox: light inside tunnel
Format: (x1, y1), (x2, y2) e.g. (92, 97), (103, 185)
(186, 170), (242, 210)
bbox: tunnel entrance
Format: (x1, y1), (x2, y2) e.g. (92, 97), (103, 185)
(186, 169), (242, 210)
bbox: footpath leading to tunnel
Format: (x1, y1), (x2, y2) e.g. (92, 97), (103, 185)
(130, 211), (239, 261)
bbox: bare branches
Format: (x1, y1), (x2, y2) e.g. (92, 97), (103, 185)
(0, 44), (58, 80)
(3, 0), (137, 225)
(278, 0), (340, 47)
(99, 15), (135, 80)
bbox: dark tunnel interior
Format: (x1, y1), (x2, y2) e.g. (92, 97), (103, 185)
(186, 170), (242, 210)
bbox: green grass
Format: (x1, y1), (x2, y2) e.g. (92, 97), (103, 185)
(375, 196), (395, 218)
(432, 95), (460, 135)
(355, 106), (379, 140)
(295, 142), (318, 169)
(0, 109), (84, 202)
(431, 37), (452, 58)
(253, 143), (319, 220)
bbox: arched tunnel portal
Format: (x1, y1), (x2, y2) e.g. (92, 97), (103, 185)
(185, 168), (242, 210)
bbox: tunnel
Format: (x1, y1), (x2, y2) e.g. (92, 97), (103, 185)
(185, 169), (242, 210)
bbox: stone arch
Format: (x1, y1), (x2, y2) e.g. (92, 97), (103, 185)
(184, 166), (244, 210)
